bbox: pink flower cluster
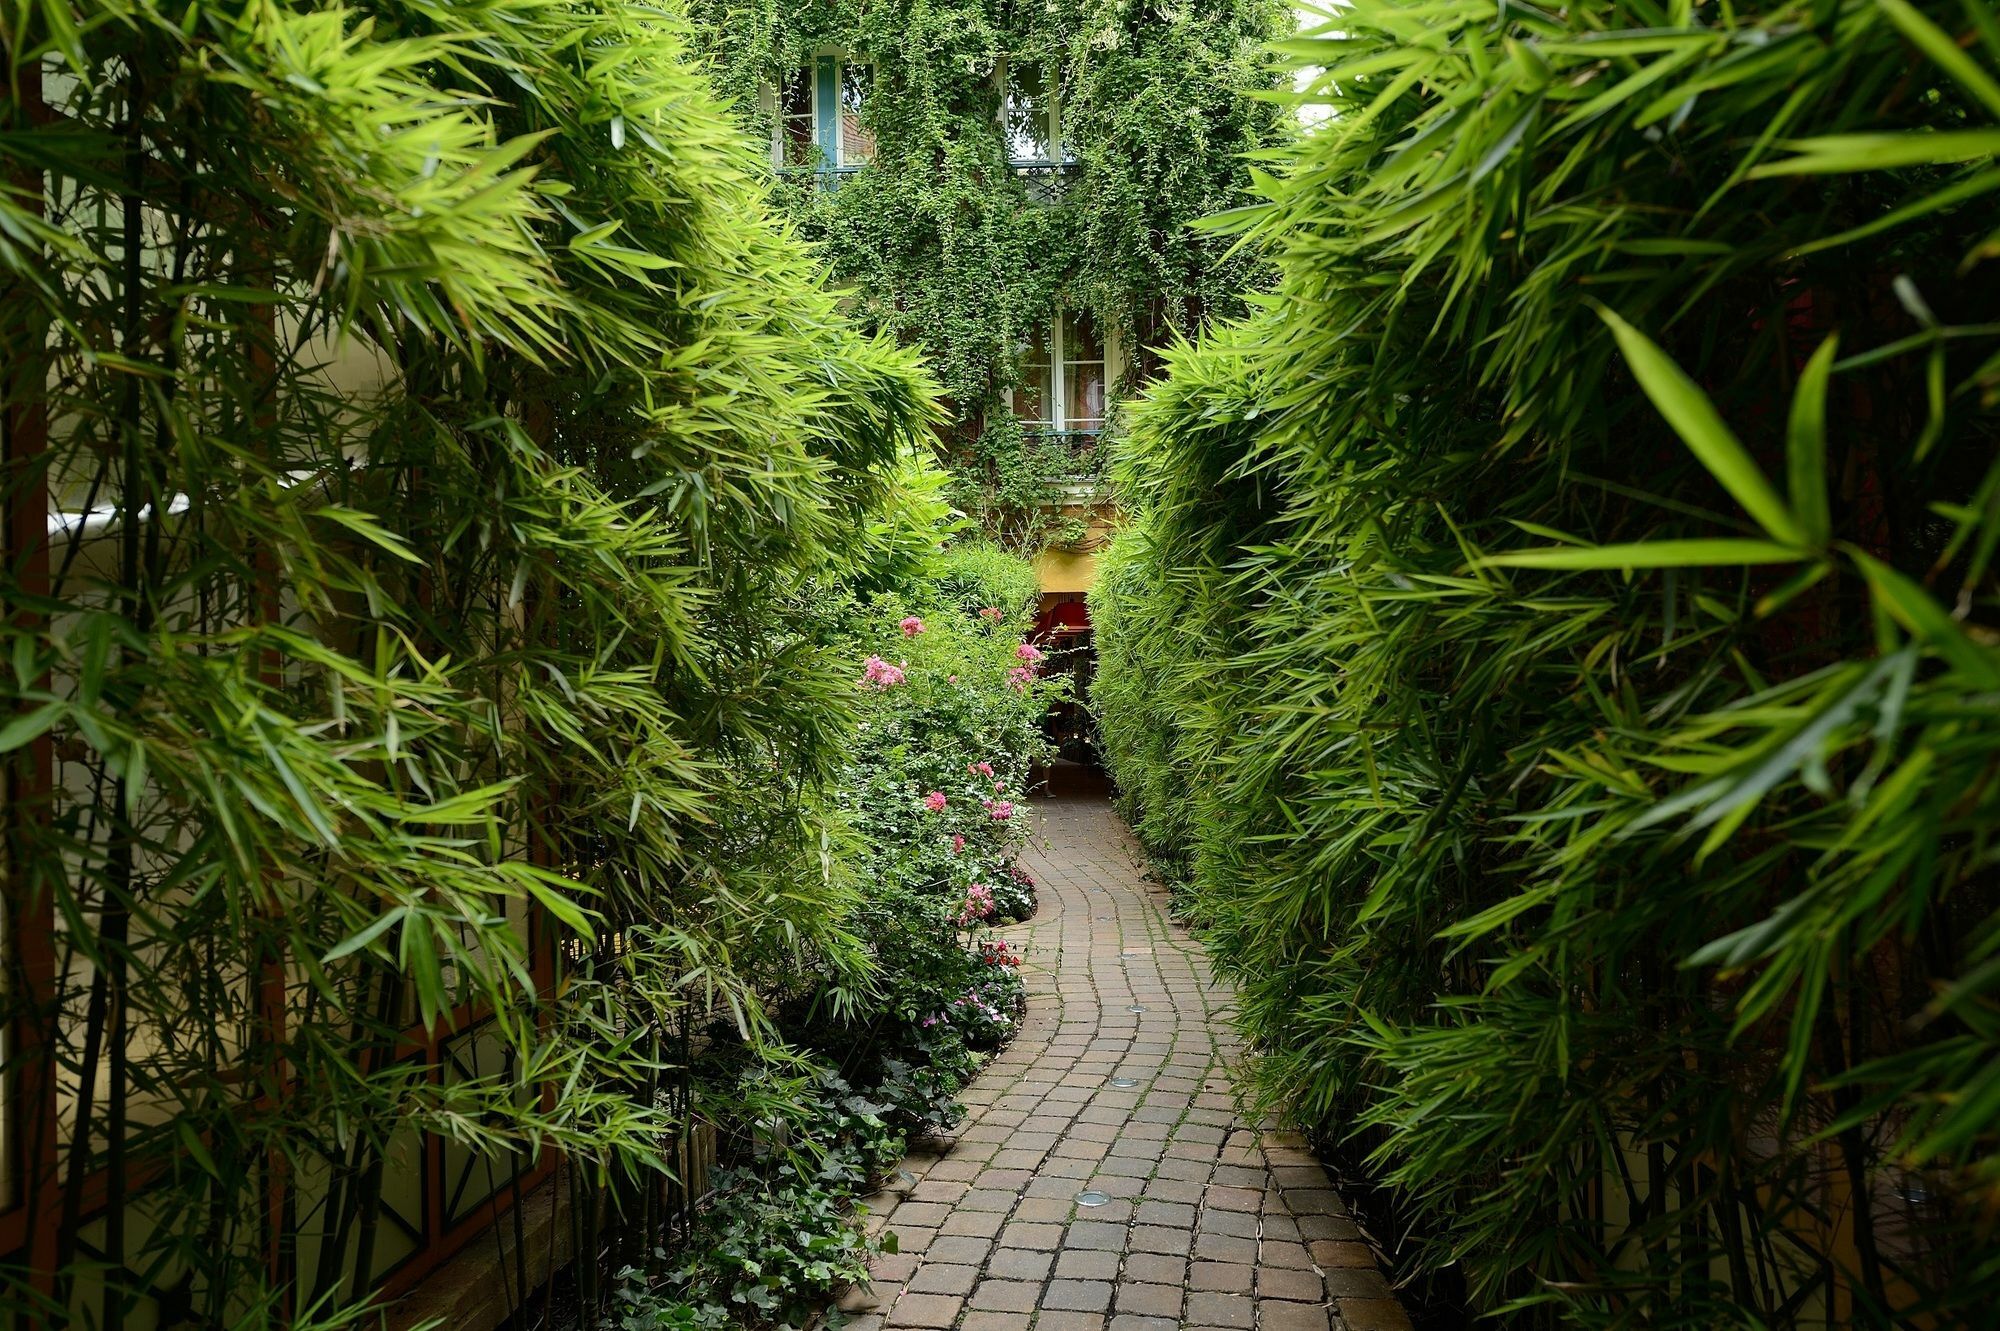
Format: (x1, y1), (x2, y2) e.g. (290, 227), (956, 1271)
(951, 833), (966, 855)
(900, 616), (925, 637)
(967, 761), (994, 778)
(983, 798), (1015, 822)
(859, 654), (906, 689)
(923, 791), (948, 812)
(1015, 643), (1045, 664)
(1006, 666), (1034, 692)
(979, 607), (1005, 624)
(956, 882), (996, 927)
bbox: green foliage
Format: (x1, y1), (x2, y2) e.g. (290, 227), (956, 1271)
(686, 0), (1293, 542)
(835, 587), (1059, 1042)
(615, 554), (1051, 1329)
(1093, 0), (2000, 1325)
(905, 541), (1044, 629)
(0, 0), (940, 1324)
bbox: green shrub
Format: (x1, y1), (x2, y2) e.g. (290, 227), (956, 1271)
(838, 581), (1061, 1036)
(909, 541), (1046, 624)
(1094, 0), (2000, 1325)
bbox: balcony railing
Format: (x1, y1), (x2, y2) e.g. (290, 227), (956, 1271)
(1023, 427), (1100, 453)
(774, 164), (863, 193)
(1024, 429), (1108, 491)
(1010, 160), (1081, 204)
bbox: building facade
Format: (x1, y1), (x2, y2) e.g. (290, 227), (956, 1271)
(692, 0), (1293, 590)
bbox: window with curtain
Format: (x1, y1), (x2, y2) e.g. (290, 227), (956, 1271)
(840, 63), (875, 165)
(1014, 311), (1106, 435)
(775, 56), (874, 170)
(1015, 321), (1054, 429)
(1061, 311), (1105, 432)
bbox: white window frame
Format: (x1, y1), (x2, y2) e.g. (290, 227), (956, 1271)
(995, 56), (1066, 164)
(1010, 309), (1117, 435)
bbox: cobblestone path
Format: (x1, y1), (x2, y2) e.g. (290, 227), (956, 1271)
(841, 783), (1412, 1331)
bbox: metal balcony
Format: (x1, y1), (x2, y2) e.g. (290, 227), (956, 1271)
(1010, 160), (1081, 204)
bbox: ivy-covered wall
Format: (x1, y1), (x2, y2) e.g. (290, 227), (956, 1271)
(688, 0), (1293, 546)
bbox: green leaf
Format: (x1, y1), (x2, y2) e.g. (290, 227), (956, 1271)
(1598, 307), (1809, 547)
(1750, 130), (2000, 176)
(1875, 0), (2000, 119)
(525, 874), (598, 939)
(1849, 550), (2000, 687)
(0, 700), (64, 753)
(322, 907), (408, 964)
(1786, 335), (1838, 547)
(317, 506), (423, 563)
(1478, 539), (1808, 570)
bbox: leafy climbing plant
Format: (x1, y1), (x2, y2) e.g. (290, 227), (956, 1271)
(685, 0), (1294, 546)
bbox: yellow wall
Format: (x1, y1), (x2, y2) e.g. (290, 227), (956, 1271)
(1034, 546), (1099, 594)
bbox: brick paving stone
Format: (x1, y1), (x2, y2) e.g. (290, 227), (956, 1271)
(886, 1292), (963, 1328)
(968, 1280), (1039, 1312)
(908, 1264), (979, 1295)
(1044, 1279), (1115, 1312)
(1186, 1291), (1257, 1327)
(1260, 1300), (1334, 1331)
(1342, 1297), (1418, 1330)
(1114, 1282), (1184, 1317)
(820, 778), (1410, 1329)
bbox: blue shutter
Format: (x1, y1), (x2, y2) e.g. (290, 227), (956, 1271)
(814, 55), (840, 174)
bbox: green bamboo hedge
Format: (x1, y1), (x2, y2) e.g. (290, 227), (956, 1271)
(1091, 0), (2000, 1324)
(0, 1), (938, 1324)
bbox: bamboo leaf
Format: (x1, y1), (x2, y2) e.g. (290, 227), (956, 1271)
(1478, 539), (1807, 569)
(1599, 307), (1809, 546)
(1874, 0), (2000, 119)
(1786, 335), (1838, 547)
(1849, 550), (2000, 686)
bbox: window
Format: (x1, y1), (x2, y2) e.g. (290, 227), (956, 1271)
(1062, 311), (1105, 432)
(1014, 311), (1106, 435)
(774, 54), (873, 171)
(841, 63), (875, 166)
(1002, 60), (1071, 163)
(779, 66), (816, 167)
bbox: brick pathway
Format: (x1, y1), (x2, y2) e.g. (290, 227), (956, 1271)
(840, 783), (1412, 1331)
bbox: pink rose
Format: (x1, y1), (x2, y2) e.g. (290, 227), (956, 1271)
(923, 791), (948, 813)
(859, 654), (906, 689)
(900, 616), (925, 636)
(952, 834), (966, 855)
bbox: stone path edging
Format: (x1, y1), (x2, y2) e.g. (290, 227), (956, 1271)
(838, 788), (1414, 1331)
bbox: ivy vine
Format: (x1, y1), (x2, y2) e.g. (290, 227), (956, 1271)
(688, 0), (1292, 546)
